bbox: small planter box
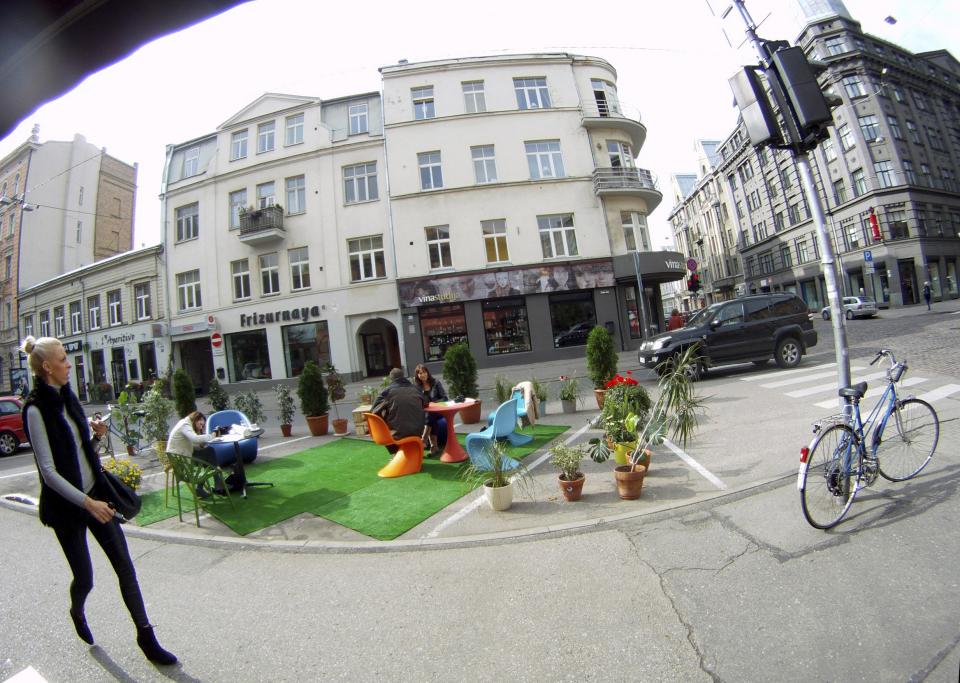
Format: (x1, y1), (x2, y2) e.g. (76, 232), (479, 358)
(352, 404), (372, 436)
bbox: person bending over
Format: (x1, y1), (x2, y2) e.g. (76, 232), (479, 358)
(413, 363), (448, 457)
(371, 368), (427, 454)
(166, 410), (227, 497)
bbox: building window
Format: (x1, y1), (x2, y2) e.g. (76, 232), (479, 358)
(349, 236), (386, 282)
(482, 219), (509, 263)
(906, 120), (921, 144)
(54, 306), (65, 337)
(888, 116), (903, 140)
(608, 140), (634, 169)
(549, 292), (596, 348)
(229, 189), (246, 229)
(69, 301), (81, 333)
(130, 283), (150, 321)
(3, 255), (9, 280)
(231, 259), (251, 301)
(920, 163), (932, 185)
(349, 102), (368, 135)
(39, 311), (50, 337)
(903, 160), (916, 184)
(514, 77), (551, 109)
(852, 169), (867, 196)
(230, 130), (248, 160)
(87, 295), (101, 329)
(538, 213), (578, 258)
(591, 79), (621, 116)
(23, 315), (33, 337)
(622, 212), (649, 251)
(227, 329), (272, 382)
(175, 202), (199, 241)
(420, 304), (467, 362)
(875, 160), (895, 188)
(471, 145), (497, 184)
(942, 168), (957, 193)
(257, 181), (275, 208)
(838, 124), (855, 151)
(344, 162), (378, 203)
(286, 175), (305, 214)
(525, 140), (565, 179)
(282, 321), (330, 377)
(822, 137), (836, 161)
(824, 36), (847, 56)
(425, 225), (452, 270)
(858, 114), (880, 141)
(106, 289), (122, 326)
(796, 238), (810, 263)
(285, 113), (304, 145)
(260, 253), (280, 296)
(913, 90), (929, 111)
(788, 203), (802, 224)
(833, 178), (847, 204)
(412, 86), (435, 120)
(780, 245), (793, 268)
(289, 246), (310, 290)
(842, 74), (866, 98)
(257, 120), (276, 153)
(462, 81), (486, 113)
(926, 127), (944, 150)
(176, 270), (202, 311)
(737, 161), (754, 182)
(418, 151), (443, 190)
(183, 146), (200, 177)
(483, 298), (531, 355)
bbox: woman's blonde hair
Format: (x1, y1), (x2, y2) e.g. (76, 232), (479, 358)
(21, 336), (63, 378)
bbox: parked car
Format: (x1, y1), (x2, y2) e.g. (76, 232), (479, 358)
(638, 293), (818, 378)
(554, 322), (594, 347)
(821, 296), (878, 320)
(0, 395), (27, 456)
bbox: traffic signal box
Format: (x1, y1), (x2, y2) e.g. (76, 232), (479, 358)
(687, 273), (701, 292)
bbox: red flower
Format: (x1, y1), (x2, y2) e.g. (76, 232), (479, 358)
(604, 373), (639, 389)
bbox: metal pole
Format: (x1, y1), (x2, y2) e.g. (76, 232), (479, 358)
(730, 0), (851, 399)
(633, 251), (650, 340)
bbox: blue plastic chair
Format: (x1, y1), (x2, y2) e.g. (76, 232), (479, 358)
(205, 410), (259, 466)
(467, 398), (533, 470)
(486, 389), (527, 428)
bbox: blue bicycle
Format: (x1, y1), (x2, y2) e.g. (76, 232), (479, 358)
(91, 406), (146, 457)
(799, 349), (939, 529)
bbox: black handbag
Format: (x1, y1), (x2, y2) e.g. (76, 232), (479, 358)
(100, 468), (142, 521)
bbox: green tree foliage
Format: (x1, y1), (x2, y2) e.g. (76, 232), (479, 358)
(297, 361), (329, 417)
(172, 368), (197, 418)
(207, 377), (230, 412)
(442, 343), (478, 399)
(585, 325), (618, 389)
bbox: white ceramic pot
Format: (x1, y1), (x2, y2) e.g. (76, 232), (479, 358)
(484, 480), (514, 511)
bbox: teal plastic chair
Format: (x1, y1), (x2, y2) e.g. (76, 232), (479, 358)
(487, 389), (527, 427)
(467, 398), (533, 472)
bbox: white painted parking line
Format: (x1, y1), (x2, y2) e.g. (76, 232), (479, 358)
(785, 371), (888, 398)
(812, 377), (927, 409)
(739, 362), (832, 381)
(761, 366), (866, 389)
(914, 384), (960, 403)
(663, 438), (727, 490)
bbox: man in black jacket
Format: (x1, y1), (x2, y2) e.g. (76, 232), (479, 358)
(371, 368), (427, 453)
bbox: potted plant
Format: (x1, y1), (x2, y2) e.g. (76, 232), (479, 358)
(172, 368), (197, 417)
(276, 383), (295, 436)
(460, 439), (533, 511)
(442, 343), (481, 423)
(358, 384), (377, 406)
(549, 443), (587, 502)
(325, 365), (349, 435)
(111, 386), (142, 456)
(140, 383), (174, 458)
(102, 456), (143, 491)
(599, 373), (651, 465)
(207, 376), (230, 412)
(586, 325), (617, 409)
(558, 375), (580, 413)
(298, 360), (329, 436)
(234, 390), (266, 425)
(531, 377), (548, 415)
(493, 373), (513, 405)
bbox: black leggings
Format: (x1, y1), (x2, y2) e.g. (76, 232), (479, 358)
(52, 484), (149, 628)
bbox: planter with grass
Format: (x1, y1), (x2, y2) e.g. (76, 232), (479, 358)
(460, 439), (532, 511)
(558, 375), (580, 414)
(298, 361), (329, 436)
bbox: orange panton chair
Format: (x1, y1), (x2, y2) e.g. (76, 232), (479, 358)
(363, 413), (424, 478)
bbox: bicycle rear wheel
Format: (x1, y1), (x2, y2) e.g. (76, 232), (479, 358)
(800, 424), (862, 530)
(876, 398), (938, 481)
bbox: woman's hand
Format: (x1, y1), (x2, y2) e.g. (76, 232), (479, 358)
(89, 419), (107, 439)
(83, 496), (115, 524)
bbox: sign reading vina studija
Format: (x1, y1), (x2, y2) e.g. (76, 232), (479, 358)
(398, 261), (615, 308)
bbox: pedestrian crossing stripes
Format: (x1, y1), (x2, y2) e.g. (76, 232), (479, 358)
(812, 377), (927, 409)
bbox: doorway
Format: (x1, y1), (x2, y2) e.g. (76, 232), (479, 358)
(362, 333), (388, 376)
(74, 356), (87, 401)
(898, 259), (918, 305)
(110, 347), (127, 396)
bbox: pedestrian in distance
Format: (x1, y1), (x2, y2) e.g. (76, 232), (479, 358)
(412, 363), (448, 458)
(20, 335), (177, 665)
(667, 309), (685, 331)
(371, 368), (427, 454)
(923, 281), (932, 310)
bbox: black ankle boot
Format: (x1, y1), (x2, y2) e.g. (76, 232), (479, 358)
(70, 608), (94, 645)
(136, 625), (177, 665)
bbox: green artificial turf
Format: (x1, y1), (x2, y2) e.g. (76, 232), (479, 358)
(136, 424), (568, 539)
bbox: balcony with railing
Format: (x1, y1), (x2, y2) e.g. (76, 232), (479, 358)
(580, 102), (646, 151)
(592, 167), (662, 212)
(238, 204), (285, 245)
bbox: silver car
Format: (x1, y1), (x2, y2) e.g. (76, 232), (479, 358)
(821, 296), (878, 320)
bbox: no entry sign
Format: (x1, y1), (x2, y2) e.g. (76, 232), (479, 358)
(211, 332), (223, 348)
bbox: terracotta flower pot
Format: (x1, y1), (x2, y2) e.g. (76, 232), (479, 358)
(306, 414), (328, 436)
(614, 464), (646, 500)
(280, 424), (292, 437)
(459, 399), (482, 424)
(332, 418), (349, 435)
(558, 473), (585, 501)
(594, 388), (606, 410)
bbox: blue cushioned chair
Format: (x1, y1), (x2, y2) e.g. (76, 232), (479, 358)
(205, 410), (259, 466)
(467, 399), (532, 470)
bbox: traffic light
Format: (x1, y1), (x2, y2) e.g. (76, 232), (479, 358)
(688, 273), (701, 293)
(729, 67), (781, 147)
(769, 46), (842, 148)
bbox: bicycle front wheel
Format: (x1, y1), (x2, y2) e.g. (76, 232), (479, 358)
(876, 398), (939, 481)
(800, 423), (862, 530)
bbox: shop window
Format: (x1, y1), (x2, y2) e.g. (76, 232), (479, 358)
(282, 321), (330, 377)
(624, 288), (641, 338)
(549, 292), (597, 348)
(227, 329), (272, 382)
(420, 304), (467, 362)
(482, 298), (530, 355)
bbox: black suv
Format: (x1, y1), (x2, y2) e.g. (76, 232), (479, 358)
(638, 293), (817, 377)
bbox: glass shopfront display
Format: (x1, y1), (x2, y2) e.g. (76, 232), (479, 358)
(549, 292), (597, 348)
(282, 321), (331, 376)
(227, 329), (272, 381)
(624, 288), (641, 338)
(420, 304), (467, 362)
(482, 298), (531, 355)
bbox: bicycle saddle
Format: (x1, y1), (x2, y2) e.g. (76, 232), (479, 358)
(838, 382), (868, 400)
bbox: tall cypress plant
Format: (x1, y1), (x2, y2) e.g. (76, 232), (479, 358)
(172, 368), (197, 417)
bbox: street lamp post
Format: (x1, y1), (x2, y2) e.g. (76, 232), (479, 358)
(632, 251), (650, 340)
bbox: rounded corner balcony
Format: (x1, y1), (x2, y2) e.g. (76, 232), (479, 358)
(592, 167), (662, 213)
(580, 103), (646, 151)
(238, 205), (286, 245)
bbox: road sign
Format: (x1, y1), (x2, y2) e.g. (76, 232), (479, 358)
(865, 263), (875, 274)
(686, 258), (698, 271)
(211, 332), (223, 348)
(864, 250), (873, 262)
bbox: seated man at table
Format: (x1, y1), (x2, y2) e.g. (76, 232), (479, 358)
(371, 368), (427, 454)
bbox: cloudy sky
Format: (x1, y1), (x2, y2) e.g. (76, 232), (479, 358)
(1, 0), (956, 251)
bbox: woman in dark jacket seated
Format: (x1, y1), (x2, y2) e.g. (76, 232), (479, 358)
(413, 363), (448, 457)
